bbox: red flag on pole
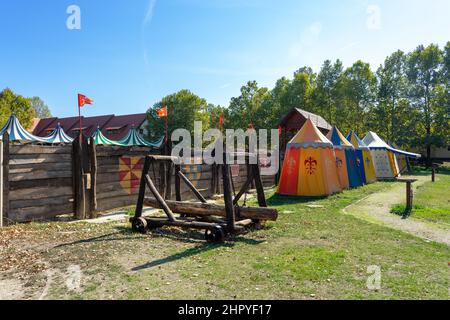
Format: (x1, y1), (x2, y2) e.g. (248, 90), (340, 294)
(78, 94), (94, 108)
(278, 125), (283, 137)
(249, 121), (254, 129)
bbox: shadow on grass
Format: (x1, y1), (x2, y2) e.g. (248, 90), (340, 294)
(391, 204), (413, 219)
(132, 236), (264, 271)
(266, 193), (327, 207)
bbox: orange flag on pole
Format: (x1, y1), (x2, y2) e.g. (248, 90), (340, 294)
(157, 106), (168, 118)
(78, 94), (94, 108)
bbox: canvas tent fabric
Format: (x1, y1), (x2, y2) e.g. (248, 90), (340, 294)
(363, 132), (403, 179)
(41, 123), (74, 144)
(347, 131), (377, 184)
(327, 127), (364, 189)
(92, 127), (124, 146)
(277, 119), (341, 197)
(0, 115), (47, 143)
(117, 127), (164, 148)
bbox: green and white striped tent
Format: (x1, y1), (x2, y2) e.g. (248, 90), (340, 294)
(91, 127), (124, 146)
(117, 127), (164, 148)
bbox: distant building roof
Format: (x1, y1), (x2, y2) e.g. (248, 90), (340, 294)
(33, 113), (147, 140)
(278, 108), (332, 132)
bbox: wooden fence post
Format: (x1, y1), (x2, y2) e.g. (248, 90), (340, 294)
(72, 135), (89, 220)
(89, 137), (98, 218)
(222, 152), (235, 232)
(431, 165), (436, 182)
(1, 133), (9, 226)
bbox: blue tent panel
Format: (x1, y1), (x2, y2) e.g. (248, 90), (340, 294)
(344, 149), (364, 188)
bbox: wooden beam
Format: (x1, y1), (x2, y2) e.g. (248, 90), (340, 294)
(145, 174), (176, 222)
(178, 171), (207, 203)
(2, 133), (9, 225)
(89, 137), (98, 218)
(143, 198), (278, 221)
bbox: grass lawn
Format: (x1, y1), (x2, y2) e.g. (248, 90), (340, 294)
(1, 174), (449, 300)
(391, 164), (450, 225)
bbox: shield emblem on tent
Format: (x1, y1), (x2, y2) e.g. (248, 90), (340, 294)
(119, 157), (144, 195)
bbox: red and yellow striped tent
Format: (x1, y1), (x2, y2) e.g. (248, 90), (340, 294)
(277, 119), (341, 197)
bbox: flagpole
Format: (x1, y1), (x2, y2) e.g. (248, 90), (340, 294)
(78, 103), (82, 142)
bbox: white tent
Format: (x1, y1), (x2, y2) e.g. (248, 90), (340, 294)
(363, 132), (420, 179)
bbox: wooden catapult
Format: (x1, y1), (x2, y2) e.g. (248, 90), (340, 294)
(130, 152), (278, 242)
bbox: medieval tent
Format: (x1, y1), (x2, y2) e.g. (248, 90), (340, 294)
(0, 115), (47, 143)
(117, 127), (164, 148)
(327, 127), (364, 189)
(277, 119), (341, 197)
(347, 131), (377, 184)
(92, 127), (124, 146)
(363, 132), (420, 179)
(41, 123), (74, 144)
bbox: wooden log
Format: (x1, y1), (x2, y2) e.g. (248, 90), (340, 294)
(252, 163), (267, 207)
(72, 137), (85, 220)
(175, 165), (181, 201)
(143, 198), (278, 221)
(144, 217), (224, 230)
(178, 171), (207, 203)
(222, 162), (236, 231)
(145, 174), (176, 222)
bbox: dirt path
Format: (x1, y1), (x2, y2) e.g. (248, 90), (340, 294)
(343, 176), (450, 246)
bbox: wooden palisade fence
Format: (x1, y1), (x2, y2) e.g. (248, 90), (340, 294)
(0, 135), (277, 224)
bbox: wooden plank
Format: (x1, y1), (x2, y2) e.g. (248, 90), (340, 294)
(10, 177), (73, 191)
(97, 195), (138, 212)
(10, 145), (72, 155)
(9, 154), (72, 165)
(9, 186), (73, 201)
(9, 204), (74, 222)
(10, 196), (73, 210)
(2, 133), (10, 223)
(10, 162), (72, 173)
(10, 170), (72, 182)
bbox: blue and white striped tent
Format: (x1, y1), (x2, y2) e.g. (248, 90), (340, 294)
(117, 127), (164, 148)
(0, 115), (47, 143)
(41, 123), (74, 144)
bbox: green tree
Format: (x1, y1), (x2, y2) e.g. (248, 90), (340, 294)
(145, 90), (210, 142)
(286, 72), (313, 111)
(338, 61), (376, 134)
(312, 59), (343, 124)
(29, 96), (52, 118)
(374, 50), (409, 143)
(406, 44), (444, 165)
(0, 88), (36, 130)
(227, 81), (269, 129)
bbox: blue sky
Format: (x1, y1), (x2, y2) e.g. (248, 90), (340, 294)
(0, 0), (449, 118)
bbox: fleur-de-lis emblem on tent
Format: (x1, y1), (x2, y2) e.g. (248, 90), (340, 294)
(356, 158), (361, 167)
(365, 157), (371, 166)
(305, 157), (318, 175)
(336, 157), (343, 168)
